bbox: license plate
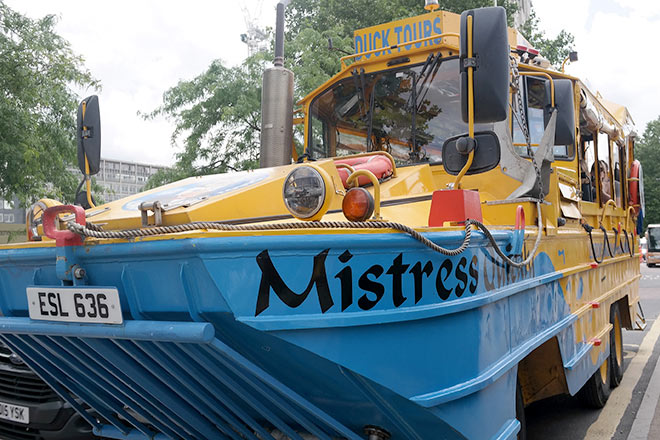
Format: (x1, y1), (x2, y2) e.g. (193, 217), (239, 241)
(26, 287), (123, 324)
(0, 401), (29, 424)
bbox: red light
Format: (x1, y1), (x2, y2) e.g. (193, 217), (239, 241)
(527, 48), (539, 56)
(590, 338), (602, 347)
(516, 45), (528, 52)
(342, 187), (374, 222)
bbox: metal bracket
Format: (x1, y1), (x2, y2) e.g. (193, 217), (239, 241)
(139, 201), (163, 227)
(462, 57), (477, 69)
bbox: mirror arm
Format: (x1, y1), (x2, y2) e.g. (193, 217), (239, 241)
(84, 156), (96, 209)
(455, 14), (475, 189)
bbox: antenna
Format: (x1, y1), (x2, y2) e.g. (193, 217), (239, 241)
(240, 0), (268, 57)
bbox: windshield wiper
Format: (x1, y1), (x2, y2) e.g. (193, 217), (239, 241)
(365, 75), (377, 151)
(415, 51), (443, 113)
(411, 71), (417, 155)
(417, 52), (435, 84)
(351, 68), (367, 117)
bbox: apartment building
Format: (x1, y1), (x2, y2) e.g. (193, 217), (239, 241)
(0, 199), (23, 225)
(95, 158), (167, 203)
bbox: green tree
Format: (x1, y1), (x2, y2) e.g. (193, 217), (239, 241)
(519, 8), (574, 67)
(0, 2), (99, 205)
(635, 117), (660, 228)
(144, 54), (266, 189)
(149, 0), (576, 188)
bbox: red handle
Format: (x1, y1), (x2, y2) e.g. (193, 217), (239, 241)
(42, 205), (86, 246)
(515, 205), (526, 231)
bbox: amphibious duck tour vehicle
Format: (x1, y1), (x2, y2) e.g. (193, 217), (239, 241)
(0, 3), (644, 440)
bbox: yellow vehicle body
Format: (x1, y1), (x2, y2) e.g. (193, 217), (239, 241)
(0, 7), (644, 440)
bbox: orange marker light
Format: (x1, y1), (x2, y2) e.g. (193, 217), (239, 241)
(342, 187), (375, 222)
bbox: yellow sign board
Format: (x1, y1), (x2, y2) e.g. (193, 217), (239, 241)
(353, 11), (460, 59)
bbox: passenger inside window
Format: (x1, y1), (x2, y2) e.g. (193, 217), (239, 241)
(596, 132), (613, 205)
(580, 134), (596, 202)
(612, 143), (623, 207)
(592, 160), (612, 203)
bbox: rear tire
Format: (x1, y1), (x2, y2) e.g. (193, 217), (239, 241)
(516, 381), (527, 440)
(648, 263), (655, 268)
(578, 356), (611, 408)
(610, 303), (624, 387)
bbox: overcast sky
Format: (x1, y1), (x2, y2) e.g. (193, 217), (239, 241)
(6, 0), (659, 167)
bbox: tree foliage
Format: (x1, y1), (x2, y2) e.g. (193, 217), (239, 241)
(635, 118), (660, 228)
(144, 55), (265, 188)
(149, 0), (575, 188)
(519, 9), (574, 67)
(0, 2), (98, 205)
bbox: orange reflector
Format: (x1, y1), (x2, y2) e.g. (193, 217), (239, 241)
(342, 187), (374, 222)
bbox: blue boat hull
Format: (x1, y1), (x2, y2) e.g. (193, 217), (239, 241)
(0, 230), (599, 439)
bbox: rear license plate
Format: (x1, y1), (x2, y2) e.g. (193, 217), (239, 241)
(26, 287), (123, 324)
(0, 401), (29, 424)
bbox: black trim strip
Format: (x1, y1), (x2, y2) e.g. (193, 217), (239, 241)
(220, 194), (434, 225)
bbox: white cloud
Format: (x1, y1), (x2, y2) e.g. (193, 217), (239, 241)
(5, 0), (279, 167)
(534, 0), (660, 133)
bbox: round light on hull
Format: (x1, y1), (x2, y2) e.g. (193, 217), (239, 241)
(283, 165), (333, 220)
(342, 187), (375, 222)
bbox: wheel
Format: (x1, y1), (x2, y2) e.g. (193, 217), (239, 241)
(516, 381), (527, 440)
(578, 356), (611, 408)
(648, 263), (656, 268)
(610, 303), (624, 387)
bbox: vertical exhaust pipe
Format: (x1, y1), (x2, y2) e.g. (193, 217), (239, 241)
(260, 1), (294, 168)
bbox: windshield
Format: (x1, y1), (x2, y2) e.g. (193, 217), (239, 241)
(648, 228), (660, 252)
(308, 57), (491, 165)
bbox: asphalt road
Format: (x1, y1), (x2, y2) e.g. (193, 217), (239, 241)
(527, 263), (660, 440)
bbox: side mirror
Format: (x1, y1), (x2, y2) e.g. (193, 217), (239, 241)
(545, 79), (575, 146)
(460, 7), (510, 124)
(442, 131), (501, 176)
(76, 95), (101, 175)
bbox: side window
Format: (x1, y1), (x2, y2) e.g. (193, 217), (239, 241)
(596, 132), (613, 204)
(526, 78), (546, 147)
(309, 115), (329, 159)
(580, 133), (596, 202)
(512, 77), (545, 155)
(612, 142), (623, 207)
(512, 76), (571, 158)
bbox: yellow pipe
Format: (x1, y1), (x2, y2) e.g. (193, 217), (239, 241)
(453, 150), (474, 189)
(467, 15), (474, 140)
(600, 199), (617, 224)
(453, 15), (474, 190)
(625, 206), (636, 233)
(518, 72), (555, 107)
(340, 33), (460, 69)
(346, 169), (381, 220)
(335, 163), (356, 174)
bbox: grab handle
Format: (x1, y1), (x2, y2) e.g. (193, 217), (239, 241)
(42, 205), (86, 246)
